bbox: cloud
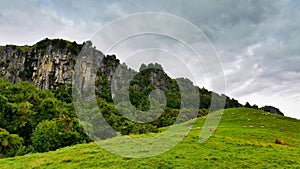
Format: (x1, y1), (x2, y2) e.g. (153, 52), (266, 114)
(104, 3), (126, 19)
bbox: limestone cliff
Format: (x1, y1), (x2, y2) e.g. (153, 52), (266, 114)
(0, 39), (81, 89)
(0, 38), (127, 101)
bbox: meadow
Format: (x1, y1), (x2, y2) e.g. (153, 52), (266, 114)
(1, 108), (299, 168)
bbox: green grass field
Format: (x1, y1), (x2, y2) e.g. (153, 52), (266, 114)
(1, 108), (300, 168)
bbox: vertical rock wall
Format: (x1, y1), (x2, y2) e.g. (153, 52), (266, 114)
(0, 45), (76, 89)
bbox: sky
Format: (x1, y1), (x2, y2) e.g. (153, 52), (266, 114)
(0, 0), (299, 118)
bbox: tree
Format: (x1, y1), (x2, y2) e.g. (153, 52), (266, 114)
(0, 128), (23, 157)
(51, 84), (73, 103)
(252, 104), (258, 109)
(31, 120), (61, 152)
(139, 63), (147, 71)
(9, 102), (36, 144)
(245, 102), (252, 108)
(0, 95), (11, 129)
(38, 98), (61, 121)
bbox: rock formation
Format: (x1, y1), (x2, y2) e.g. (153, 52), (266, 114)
(0, 40), (78, 89)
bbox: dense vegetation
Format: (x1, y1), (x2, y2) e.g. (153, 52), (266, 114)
(0, 79), (90, 157)
(0, 108), (299, 168)
(3, 38), (83, 55)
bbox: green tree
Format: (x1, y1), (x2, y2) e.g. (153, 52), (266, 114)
(51, 84), (73, 103)
(245, 102), (252, 108)
(0, 128), (23, 157)
(0, 95), (11, 129)
(9, 102), (36, 145)
(38, 98), (61, 121)
(31, 120), (61, 152)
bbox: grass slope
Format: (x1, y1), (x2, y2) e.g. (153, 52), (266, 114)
(1, 108), (300, 169)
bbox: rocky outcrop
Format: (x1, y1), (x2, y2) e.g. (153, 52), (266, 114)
(0, 39), (129, 99)
(0, 40), (78, 89)
(261, 106), (284, 116)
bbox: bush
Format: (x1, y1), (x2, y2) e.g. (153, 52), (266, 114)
(32, 119), (91, 153)
(31, 120), (61, 152)
(59, 118), (91, 146)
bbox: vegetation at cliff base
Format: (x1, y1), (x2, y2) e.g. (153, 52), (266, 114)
(0, 78), (90, 157)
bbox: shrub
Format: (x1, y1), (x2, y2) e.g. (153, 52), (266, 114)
(31, 120), (61, 152)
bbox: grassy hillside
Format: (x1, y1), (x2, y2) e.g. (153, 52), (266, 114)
(1, 108), (300, 168)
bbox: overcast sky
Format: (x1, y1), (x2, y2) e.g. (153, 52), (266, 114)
(0, 0), (299, 118)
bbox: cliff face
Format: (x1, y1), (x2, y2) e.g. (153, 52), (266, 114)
(0, 39), (128, 101)
(0, 40), (78, 89)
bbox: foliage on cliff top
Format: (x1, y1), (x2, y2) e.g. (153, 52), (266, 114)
(0, 38), (83, 55)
